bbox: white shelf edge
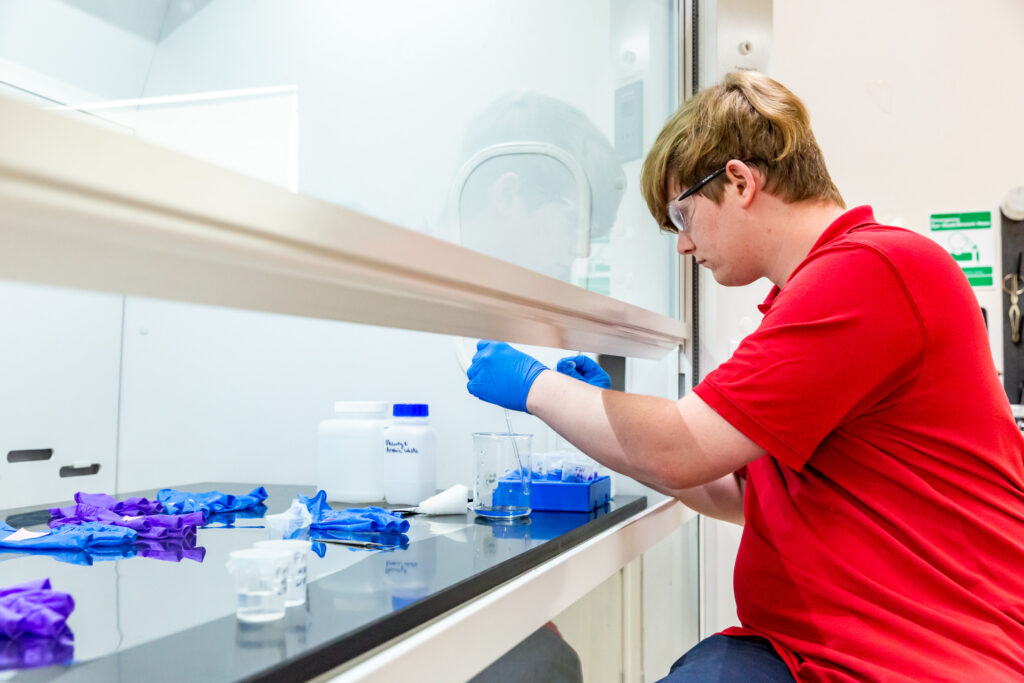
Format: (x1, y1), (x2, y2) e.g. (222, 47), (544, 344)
(0, 95), (687, 359)
(321, 499), (694, 683)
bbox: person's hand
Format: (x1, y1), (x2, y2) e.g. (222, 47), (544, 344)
(556, 355), (611, 389)
(466, 340), (548, 413)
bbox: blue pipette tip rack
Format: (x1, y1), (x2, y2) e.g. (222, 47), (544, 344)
(493, 476), (611, 512)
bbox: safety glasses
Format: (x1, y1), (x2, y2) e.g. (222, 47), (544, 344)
(666, 166), (729, 234)
(666, 159), (763, 234)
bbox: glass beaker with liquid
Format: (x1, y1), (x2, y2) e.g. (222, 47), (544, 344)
(226, 548), (292, 623)
(254, 539), (313, 607)
(472, 432), (532, 520)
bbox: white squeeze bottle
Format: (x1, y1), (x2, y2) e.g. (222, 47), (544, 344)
(317, 401), (390, 503)
(383, 403), (437, 505)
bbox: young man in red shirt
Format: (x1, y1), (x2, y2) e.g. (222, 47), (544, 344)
(466, 71), (1024, 681)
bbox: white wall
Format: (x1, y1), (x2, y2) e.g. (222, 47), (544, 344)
(775, 0), (1024, 374)
(700, 0), (1024, 634)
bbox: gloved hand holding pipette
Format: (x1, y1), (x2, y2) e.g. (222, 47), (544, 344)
(467, 341), (612, 412)
(466, 340), (549, 412)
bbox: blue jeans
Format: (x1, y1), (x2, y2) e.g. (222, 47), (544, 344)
(658, 635), (795, 682)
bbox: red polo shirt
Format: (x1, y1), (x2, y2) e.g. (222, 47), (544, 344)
(694, 206), (1024, 681)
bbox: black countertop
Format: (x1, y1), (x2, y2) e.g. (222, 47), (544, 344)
(0, 483), (646, 682)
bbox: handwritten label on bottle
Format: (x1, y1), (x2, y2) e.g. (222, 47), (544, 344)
(386, 439), (420, 455)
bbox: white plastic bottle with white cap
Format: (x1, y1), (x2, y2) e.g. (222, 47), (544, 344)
(382, 403), (437, 505)
(316, 401), (389, 503)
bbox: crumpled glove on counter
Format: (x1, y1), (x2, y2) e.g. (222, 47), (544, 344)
(0, 579), (74, 641)
(157, 486), (268, 516)
(49, 492), (162, 519)
(0, 522), (137, 552)
(48, 505), (204, 541)
(298, 491), (410, 534)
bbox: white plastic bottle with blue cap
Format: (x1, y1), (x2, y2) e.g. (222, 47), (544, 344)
(382, 404), (437, 505)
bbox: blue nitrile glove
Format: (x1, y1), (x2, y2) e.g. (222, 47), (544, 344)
(297, 492), (410, 534)
(0, 522), (136, 553)
(556, 355), (611, 389)
(157, 486), (268, 516)
(466, 340), (548, 413)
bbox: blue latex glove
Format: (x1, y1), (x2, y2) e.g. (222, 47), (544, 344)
(70, 523), (139, 548)
(556, 355), (611, 389)
(297, 492), (410, 534)
(0, 522), (136, 552)
(157, 486), (268, 516)
(466, 340), (548, 413)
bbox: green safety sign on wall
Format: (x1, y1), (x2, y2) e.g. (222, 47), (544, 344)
(929, 211), (993, 287)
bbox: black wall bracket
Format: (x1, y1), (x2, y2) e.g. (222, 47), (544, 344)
(1001, 212), (1024, 402)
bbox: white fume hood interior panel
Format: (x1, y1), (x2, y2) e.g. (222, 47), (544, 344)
(0, 282), (121, 508)
(0, 0), (684, 506)
(116, 297), (562, 493)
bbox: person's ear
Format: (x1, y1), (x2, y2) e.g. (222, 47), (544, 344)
(725, 159), (757, 209)
(490, 172), (522, 216)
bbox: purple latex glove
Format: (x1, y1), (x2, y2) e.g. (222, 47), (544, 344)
(49, 505), (204, 540)
(0, 634), (74, 669)
(130, 512), (205, 536)
(66, 492), (162, 517)
(135, 537), (206, 563)
(48, 491), (161, 518)
(0, 579), (74, 641)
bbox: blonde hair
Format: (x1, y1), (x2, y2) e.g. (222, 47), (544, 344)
(641, 71), (844, 231)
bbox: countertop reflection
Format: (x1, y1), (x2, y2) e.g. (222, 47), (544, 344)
(0, 483), (645, 682)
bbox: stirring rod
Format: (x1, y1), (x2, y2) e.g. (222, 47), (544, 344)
(501, 409), (528, 493)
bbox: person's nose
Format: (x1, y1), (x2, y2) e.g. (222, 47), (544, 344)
(676, 231), (695, 255)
